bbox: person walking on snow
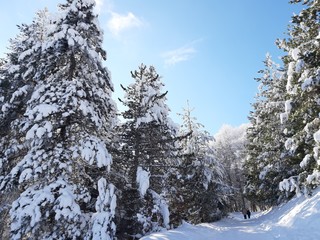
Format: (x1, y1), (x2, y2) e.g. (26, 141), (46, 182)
(242, 209), (247, 219)
(247, 209), (251, 219)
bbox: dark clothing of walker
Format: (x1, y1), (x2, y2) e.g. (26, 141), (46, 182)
(247, 210), (251, 219)
(242, 209), (247, 219)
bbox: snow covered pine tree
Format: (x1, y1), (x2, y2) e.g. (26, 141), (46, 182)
(277, 0), (320, 195)
(0, 0), (117, 239)
(0, 8), (52, 239)
(244, 54), (290, 207)
(116, 64), (177, 238)
(170, 103), (228, 225)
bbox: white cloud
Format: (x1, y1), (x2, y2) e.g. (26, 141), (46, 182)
(107, 12), (143, 36)
(94, 0), (104, 13)
(162, 45), (196, 66)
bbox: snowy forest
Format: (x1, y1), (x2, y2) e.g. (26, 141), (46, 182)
(0, 0), (319, 239)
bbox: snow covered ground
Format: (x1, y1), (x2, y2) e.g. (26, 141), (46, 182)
(141, 189), (320, 240)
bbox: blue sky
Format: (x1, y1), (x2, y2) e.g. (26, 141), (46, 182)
(0, 0), (303, 134)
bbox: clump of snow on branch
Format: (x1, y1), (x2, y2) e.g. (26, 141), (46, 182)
(314, 129), (320, 144)
(284, 138), (298, 153)
(91, 178), (116, 240)
(136, 166), (150, 197)
(280, 100), (292, 124)
(74, 137), (112, 169)
(300, 154), (312, 169)
(306, 170), (320, 185)
(9, 86), (29, 103)
(26, 103), (59, 122)
(150, 191), (170, 229)
(25, 121), (53, 140)
(10, 179), (85, 240)
(279, 176), (301, 196)
(259, 164), (273, 180)
(290, 47), (300, 61)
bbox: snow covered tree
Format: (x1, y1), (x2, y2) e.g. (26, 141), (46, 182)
(277, 0), (320, 195)
(170, 103), (228, 226)
(116, 64), (177, 238)
(213, 124), (248, 212)
(0, 8), (50, 150)
(0, 1), (118, 239)
(0, 9), (51, 239)
(244, 55), (290, 207)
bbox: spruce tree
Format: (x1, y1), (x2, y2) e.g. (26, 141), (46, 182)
(0, 1), (117, 239)
(0, 9), (51, 238)
(277, 0), (320, 195)
(170, 103), (228, 225)
(116, 64), (177, 238)
(0, 9), (50, 155)
(244, 55), (290, 207)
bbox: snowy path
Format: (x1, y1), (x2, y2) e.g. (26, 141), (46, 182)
(141, 189), (320, 240)
(141, 213), (281, 240)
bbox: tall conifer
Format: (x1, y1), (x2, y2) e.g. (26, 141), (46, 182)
(116, 64), (177, 238)
(170, 103), (228, 225)
(277, 0), (320, 194)
(244, 55), (289, 206)
(0, 1), (117, 239)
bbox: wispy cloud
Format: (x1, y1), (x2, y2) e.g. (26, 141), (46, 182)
(107, 12), (143, 37)
(162, 43), (198, 67)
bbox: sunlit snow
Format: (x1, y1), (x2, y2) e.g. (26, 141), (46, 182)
(141, 189), (320, 240)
